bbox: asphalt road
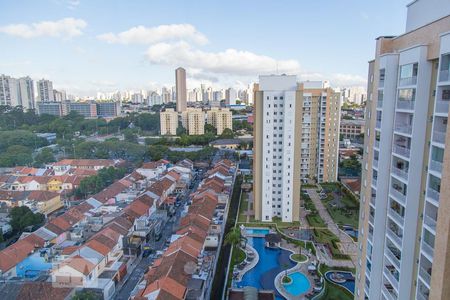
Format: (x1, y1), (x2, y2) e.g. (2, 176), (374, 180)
(114, 174), (202, 300)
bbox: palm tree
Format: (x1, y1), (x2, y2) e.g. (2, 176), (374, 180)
(225, 227), (242, 248)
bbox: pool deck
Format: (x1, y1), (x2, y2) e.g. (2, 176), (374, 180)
(275, 256), (316, 300)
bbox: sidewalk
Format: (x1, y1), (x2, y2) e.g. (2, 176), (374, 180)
(306, 189), (357, 268)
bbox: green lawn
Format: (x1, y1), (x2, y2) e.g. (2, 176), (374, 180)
(291, 253), (307, 263)
(231, 246), (246, 266)
(306, 213), (326, 227)
(320, 182), (359, 228)
(237, 192), (248, 223)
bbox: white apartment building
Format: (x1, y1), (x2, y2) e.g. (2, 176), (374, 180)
(37, 79), (55, 102)
(18, 76), (35, 109)
(160, 108), (178, 136)
(181, 108), (205, 135)
(206, 107), (233, 135)
(253, 75), (301, 222)
(0, 74), (19, 107)
(357, 1), (450, 300)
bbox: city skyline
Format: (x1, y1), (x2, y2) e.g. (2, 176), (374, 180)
(0, 0), (410, 96)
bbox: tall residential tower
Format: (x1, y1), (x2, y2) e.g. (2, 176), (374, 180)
(176, 67), (187, 112)
(356, 1), (450, 300)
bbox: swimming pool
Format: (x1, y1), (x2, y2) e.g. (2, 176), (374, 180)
(284, 272), (311, 296)
(236, 237), (295, 300)
(325, 271), (355, 294)
(245, 228), (270, 235)
(16, 252), (52, 278)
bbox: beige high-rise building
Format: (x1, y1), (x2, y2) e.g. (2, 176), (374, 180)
(181, 108), (204, 135)
(175, 67), (187, 112)
(298, 81), (340, 183)
(356, 1), (450, 300)
(160, 108), (178, 136)
(207, 107), (232, 135)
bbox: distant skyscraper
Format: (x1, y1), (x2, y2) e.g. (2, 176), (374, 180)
(225, 88), (237, 105)
(17, 76), (35, 109)
(356, 1), (450, 300)
(253, 75), (301, 222)
(176, 67), (187, 112)
(37, 79), (55, 102)
(0, 74), (19, 107)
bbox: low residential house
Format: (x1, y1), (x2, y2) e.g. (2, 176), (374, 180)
(0, 234), (46, 278)
(146, 176), (176, 207)
(135, 159), (169, 180)
(89, 179), (134, 205)
(24, 191), (63, 216)
(9, 176), (49, 191)
(51, 159), (123, 176)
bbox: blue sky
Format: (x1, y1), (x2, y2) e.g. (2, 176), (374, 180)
(0, 0), (410, 96)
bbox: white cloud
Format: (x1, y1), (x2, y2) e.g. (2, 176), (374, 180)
(97, 24), (208, 45)
(0, 18), (87, 39)
(146, 41), (300, 76)
(67, 0), (80, 9)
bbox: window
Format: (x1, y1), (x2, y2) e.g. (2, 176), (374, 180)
(400, 63), (418, 79)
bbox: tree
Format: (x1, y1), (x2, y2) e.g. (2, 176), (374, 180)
(33, 148), (56, 167)
(220, 128), (235, 139)
(9, 206), (44, 233)
(225, 227), (242, 249)
(176, 125), (187, 136)
(72, 290), (102, 300)
(205, 124), (217, 135)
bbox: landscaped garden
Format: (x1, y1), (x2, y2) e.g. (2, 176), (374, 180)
(291, 253), (308, 263)
(317, 264), (355, 300)
(320, 182), (359, 228)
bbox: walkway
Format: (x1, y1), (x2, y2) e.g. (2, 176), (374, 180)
(306, 189), (357, 268)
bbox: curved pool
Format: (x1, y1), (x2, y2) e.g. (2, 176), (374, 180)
(284, 272), (311, 296)
(325, 271), (355, 294)
(236, 237), (295, 300)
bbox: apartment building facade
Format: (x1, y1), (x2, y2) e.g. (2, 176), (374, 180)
(298, 82), (341, 183)
(356, 2), (450, 300)
(160, 108), (179, 135)
(181, 108), (205, 135)
(206, 107), (233, 135)
(253, 75), (302, 222)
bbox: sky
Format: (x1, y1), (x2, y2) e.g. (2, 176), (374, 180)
(0, 0), (411, 96)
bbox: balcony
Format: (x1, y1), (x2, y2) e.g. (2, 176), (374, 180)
(379, 79), (385, 88)
(382, 283), (398, 300)
(387, 228), (403, 246)
(435, 100), (449, 114)
(376, 120), (382, 129)
(432, 130), (446, 145)
(392, 144), (411, 159)
(424, 215), (437, 232)
(374, 140), (380, 149)
(389, 208), (405, 226)
(396, 100), (415, 110)
(372, 177), (378, 187)
(377, 99), (383, 109)
(392, 166), (408, 181)
(370, 195), (376, 206)
(373, 158), (379, 169)
(394, 124), (412, 135)
(384, 268), (399, 290)
(419, 266), (432, 286)
(399, 76), (417, 86)
(390, 186), (406, 205)
(427, 187), (440, 202)
(429, 159), (443, 173)
(440, 69), (449, 82)
(385, 247), (401, 269)
(369, 213), (375, 225)
(422, 241), (434, 259)
(416, 290), (429, 300)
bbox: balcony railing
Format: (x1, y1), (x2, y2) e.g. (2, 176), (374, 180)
(376, 120), (382, 129)
(377, 99), (383, 109)
(369, 213), (375, 225)
(374, 140), (380, 149)
(427, 187), (440, 202)
(373, 158), (379, 169)
(440, 69), (449, 82)
(385, 247), (401, 269)
(372, 177), (378, 187)
(394, 124), (412, 135)
(393, 144), (411, 158)
(382, 283), (398, 300)
(387, 228), (403, 246)
(389, 208), (405, 226)
(384, 268), (399, 289)
(379, 79), (385, 88)
(396, 100), (415, 110)
(424, 215), (437, 232)
(432, 130), (446, 145)
(420, 267), (432, 287)
(392, 166), (408, 181)
(416, 291), (429, 300)
(429, 159), (443, 173)
(371, 195), (376, 206)
(390, 186), (406, 205)
(421, 240), (435, 258)
(399, 76), (417, 86)
(435, 100), (449, 114)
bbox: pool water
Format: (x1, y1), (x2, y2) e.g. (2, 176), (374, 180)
(325, 271), (355, 294)
(16, 252), (52, 278)
(237, 237), (295, 300)
(245, 228), (270, 235)
(284, 272), (311, 296)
